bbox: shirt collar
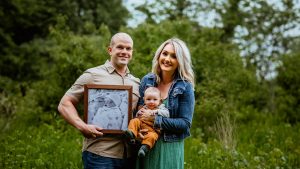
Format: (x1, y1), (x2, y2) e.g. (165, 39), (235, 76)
(104, 60), (130, 74)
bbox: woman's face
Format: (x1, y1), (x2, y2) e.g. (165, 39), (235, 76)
(158, 43), (179, 74)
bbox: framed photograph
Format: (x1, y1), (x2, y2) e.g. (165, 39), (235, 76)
(84, 84), (132, 134)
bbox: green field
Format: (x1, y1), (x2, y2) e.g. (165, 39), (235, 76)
(1, 0), (300, 168)
(1, 116), (300, 168)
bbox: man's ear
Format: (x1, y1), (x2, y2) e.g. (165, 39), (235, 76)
(107, 47), (112, 54)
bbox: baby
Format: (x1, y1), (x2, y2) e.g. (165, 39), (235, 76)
(92, 94), (124, 130)
(125, 87), (169, 157)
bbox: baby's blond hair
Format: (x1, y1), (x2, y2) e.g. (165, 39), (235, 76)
(144, 87), (161, 98)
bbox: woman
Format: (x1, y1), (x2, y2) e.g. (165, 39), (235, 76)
(136, 38), (195, 169)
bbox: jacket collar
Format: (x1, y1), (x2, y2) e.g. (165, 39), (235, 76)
(148, 73), (184, 86)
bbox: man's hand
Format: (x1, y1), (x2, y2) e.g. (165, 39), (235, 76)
(58, 95), (103, 138)
(81, 124), (103, 138)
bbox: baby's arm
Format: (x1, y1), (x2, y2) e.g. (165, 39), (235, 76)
(154, 104), (170, 117)
(136, 106), (146, 117)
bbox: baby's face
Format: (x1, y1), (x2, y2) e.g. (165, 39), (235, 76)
(104, 98), (116, 108)
(144, 92), (161, 110)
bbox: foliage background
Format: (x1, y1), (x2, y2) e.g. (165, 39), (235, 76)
(1, 0), (300, 168)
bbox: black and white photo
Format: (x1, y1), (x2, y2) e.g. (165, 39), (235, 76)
(84, 84), (132, 134)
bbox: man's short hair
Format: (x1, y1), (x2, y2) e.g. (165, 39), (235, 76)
(110, 32), (133, 47)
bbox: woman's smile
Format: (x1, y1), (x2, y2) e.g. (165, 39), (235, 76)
(159, 43), (178, 73)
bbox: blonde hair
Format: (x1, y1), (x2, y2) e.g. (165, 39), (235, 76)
(110, 32), (133, 47)
(144, 87), (161, 97)
(152, 38), (195, 88)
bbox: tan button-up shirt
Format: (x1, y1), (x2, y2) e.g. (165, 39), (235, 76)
(66, 60), (140, 158)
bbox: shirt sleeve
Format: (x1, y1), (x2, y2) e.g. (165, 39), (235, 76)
(157, 104), (170, 117)
(65, 72), (93, 101)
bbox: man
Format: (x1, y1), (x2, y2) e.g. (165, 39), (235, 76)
(58, 32), (140, 169)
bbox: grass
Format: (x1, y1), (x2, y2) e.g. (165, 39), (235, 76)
(0, 120), (83, 169)
(1, 116), (300, 169)
(184, 121), (300, 169)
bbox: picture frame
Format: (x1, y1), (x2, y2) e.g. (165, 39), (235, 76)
(84, 84), (132, 134)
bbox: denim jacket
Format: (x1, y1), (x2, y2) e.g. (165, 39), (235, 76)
(137, 73), (195, 142)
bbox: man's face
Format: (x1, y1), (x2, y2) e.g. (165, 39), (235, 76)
(144, 92), (161, 110)
(108, 38), (133, 68)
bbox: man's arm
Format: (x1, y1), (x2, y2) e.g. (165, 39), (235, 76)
(58, 94), (103, 138)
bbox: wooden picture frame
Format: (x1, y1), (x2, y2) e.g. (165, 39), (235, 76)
(84, 84), (132, 134)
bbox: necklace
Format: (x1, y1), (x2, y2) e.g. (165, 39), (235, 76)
(158, 81), (173, 100)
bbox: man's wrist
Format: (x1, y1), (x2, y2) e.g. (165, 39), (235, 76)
(75, 119), (87, 132)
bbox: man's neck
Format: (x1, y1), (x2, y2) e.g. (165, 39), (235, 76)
(116, 68), (127, 76)
(111, 62), (127, 76)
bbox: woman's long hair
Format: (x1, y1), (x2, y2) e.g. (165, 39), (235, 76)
(152, 38), (195, 88)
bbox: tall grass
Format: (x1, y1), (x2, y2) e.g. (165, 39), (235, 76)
(214, 112), (236, 151)
(185, 121), (300, 169)
(0, 120), (83, 169)
(1, 116), (300, 168)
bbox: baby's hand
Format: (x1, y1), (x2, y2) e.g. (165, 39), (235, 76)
(139, 109), (155, 122)
(137, 128), (149, 140)
(136, 108), (145, 117)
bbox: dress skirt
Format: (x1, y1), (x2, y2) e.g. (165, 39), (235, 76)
(136, 137), (184, 169)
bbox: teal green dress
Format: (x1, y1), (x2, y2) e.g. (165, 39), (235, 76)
(136, 99), (185, 169)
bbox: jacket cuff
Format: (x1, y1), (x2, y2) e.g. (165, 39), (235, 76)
(154, 115), (162, 130)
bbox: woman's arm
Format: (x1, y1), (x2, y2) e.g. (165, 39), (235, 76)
(154, 83), (195, 132)
(156, 105), (170, 117)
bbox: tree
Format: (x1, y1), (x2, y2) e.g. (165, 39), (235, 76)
(135, 0), (201, 23)
(123, 19), (261, 136)
(276, 43), (300, 123)
(0, 0), (128, 45)
(134, 0), (300, 80)
(0, 0), (129, 83)
(133, 0), (300, 115)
